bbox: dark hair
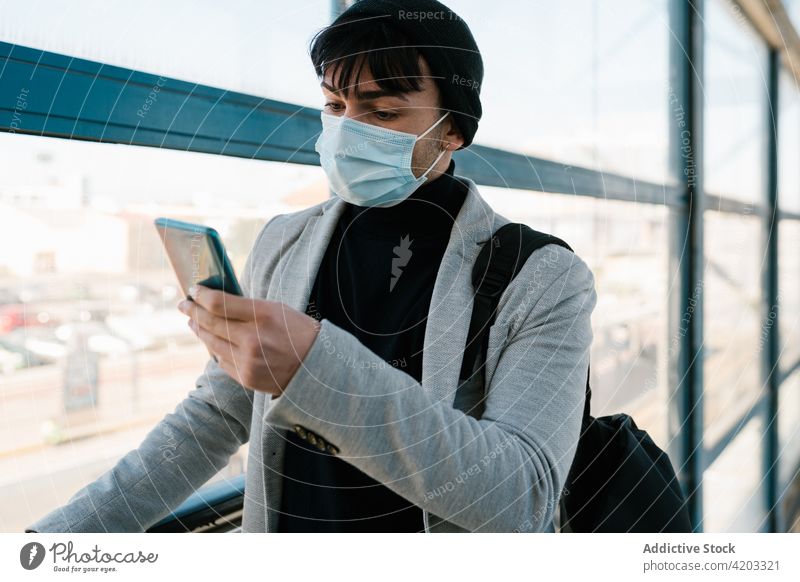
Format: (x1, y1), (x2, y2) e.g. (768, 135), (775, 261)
(309, 16), (434, 103)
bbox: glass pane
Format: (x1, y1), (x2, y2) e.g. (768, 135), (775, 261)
(704, 0), (769, 205)
(779, 370), (800, 488)
(2, 0), (672, 173)
(479, 187), (672, 452)
(779, 67), (800, 214)
(0, 0), (332, 107)
(0, 131), (326, 532)
(784, 0), (800, 36)
(446, 0), (670, 183)
(703, 415), (767, 532)
(703, 211), (764, 446)
(779, 221), (800, 376)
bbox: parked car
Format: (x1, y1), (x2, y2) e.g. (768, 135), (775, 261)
(0, 303), (52, 334)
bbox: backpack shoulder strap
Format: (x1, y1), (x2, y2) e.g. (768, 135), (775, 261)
(462, 223), (591, 423)
(473, 223), (574, 296)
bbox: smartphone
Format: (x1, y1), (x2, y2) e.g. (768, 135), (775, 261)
(154, 217), (243, 299)
(154, 217), (243, 363)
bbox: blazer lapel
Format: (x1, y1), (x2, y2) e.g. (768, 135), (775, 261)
(273, 198), (346, 312)
(260, 195), (345, 533)
(421, 177), (500, 406)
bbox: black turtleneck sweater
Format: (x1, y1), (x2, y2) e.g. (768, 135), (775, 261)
(276, 159), (468, 532)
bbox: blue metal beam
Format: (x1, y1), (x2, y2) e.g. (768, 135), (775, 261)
(0, 40), (684, 206)
(779, 358), (800, 386)
(703, 194), (769, 217)
(704, 394), (767, 468)
(455, 144), (683, 205)
(0, 42), (322, 165)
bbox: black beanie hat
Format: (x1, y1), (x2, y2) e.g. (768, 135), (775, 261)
(331, 0), (483, 149)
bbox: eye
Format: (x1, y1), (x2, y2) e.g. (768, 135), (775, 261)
(324, 102), (344, 113)
(373, 110), (397, 121)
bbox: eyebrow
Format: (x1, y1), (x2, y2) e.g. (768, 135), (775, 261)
(320, 81), (409, 102)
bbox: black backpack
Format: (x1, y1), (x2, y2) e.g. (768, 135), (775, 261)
(461, 222), (692, 533)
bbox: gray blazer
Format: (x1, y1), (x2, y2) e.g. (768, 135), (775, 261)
(26, 176), (597, 533)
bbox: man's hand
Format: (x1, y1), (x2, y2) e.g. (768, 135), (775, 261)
(177, 284), (321, 397)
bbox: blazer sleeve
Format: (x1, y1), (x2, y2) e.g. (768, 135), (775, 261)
(263, 248), (597, 532)
(20, 218), (279, 533)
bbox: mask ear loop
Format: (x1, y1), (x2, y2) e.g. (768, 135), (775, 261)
(420, 147), (448, 180)
(416, 112), (452, 180)
(416, 111), (451, 141)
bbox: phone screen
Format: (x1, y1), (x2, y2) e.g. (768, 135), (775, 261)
(155, 219), (243, 298)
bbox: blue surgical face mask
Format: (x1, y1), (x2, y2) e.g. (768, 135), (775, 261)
(314, 110), (450, 208)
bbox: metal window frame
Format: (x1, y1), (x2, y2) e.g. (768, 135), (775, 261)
(1, 0), (799, 532)
(667, 0), (705, 532)
(764, 45), (782, 534)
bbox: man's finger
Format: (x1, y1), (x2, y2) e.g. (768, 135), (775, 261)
(188, 300), (247, 345)
(189, 285), (255, 321)
(195, 322), (240, 363)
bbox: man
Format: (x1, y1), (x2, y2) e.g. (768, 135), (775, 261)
(26, 0), (596, 533)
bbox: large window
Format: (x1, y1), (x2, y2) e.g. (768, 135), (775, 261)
(0, 130), (325, 532)
(779, 67), (800, 215)
(784, 0), (800, 36)
(778, 68), (800, 377)
(778, 65), (800, 495)
(446, 0), (671, 184)
(700, 0), (776, 532)
(779, 221), (800, 379)
(0, 0), (331, 108)
(704, 0), (769, 206)
(780, 370), (800, 490)
(702, 212), (763, 445)
(703, 416), (767, 532)
(480, 187), (672, 453)
(1, 0), (799, 535)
